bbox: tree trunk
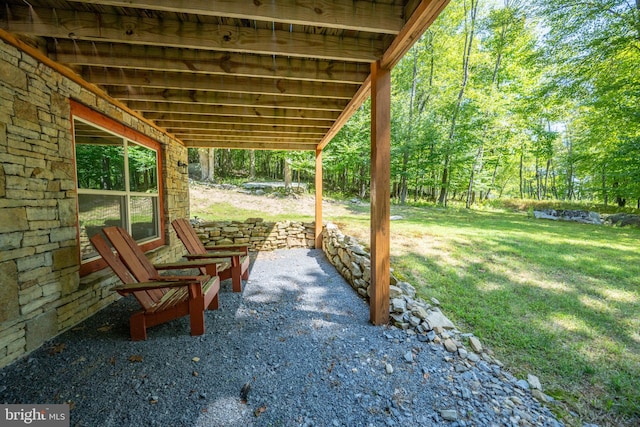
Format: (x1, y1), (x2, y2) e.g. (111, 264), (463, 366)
(519, 150), (524, 199)
(438, 0), (479, 206)
(401, 49), (420, 205)
(466, 144), (484, 208)
(198, 148), (214, 181)
(535, 156), (541, 200)
(602, 165), (608, 206)
(284, 157), (292, 190)
(484, 160), (500, 201)
(249, 150), (255, 179)
(543, 159), (551, 199)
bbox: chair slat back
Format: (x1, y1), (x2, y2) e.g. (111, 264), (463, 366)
(172, 219), (208, 254)
(90, 233), (160, 310)
(103, 226), (159, 282)
(172, 219), (210, 275)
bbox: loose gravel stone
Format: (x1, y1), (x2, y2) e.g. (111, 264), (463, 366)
(0, 249), (564, 427)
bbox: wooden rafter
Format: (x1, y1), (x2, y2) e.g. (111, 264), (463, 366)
(126, 102), (340, 121)
(148, 114), (333, 129)
(68, 0), (405, 34)
(4, 4), (386, 62)
(51, 40), (370, 84)
(103, 89), (348, 112)
(86, 69), (358, 100)
(182, 140), (318, 151)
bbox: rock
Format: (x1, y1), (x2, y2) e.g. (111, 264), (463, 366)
(391, 298), (407, 313)
(468, 336), (483, 353)
(467, 352), (480, 363)
(396, 281), (416, 299)
(516, 379), (530, 390)
(531, 389), (548, 403)
(443, 339), (458, 353)
(527, 374), (542, 391)
(416, 334), (429, 342)
(424, 311), (455, 330)
(385, 363), (394, 374)
(458, 348), (468, 359)
(440, 410), (458, 421)
(390, 215), (403, 221)
(404, 352), (414, 363)
(430, 297), (441, 306)
(605, 213), (640, 227)
(411, 305), (429, 320)
(389, 285), (404, 299)
(533, 210), (558, 220)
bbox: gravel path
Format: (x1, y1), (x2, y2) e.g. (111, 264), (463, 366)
(0, 249), (563, 427)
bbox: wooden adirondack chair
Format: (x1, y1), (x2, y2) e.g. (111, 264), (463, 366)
(171, 218), (250, 292)
(91, 226), (228, 340)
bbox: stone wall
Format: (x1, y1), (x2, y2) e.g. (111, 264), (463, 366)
(0, 38), (189, 368)
(192, 218), (316, 251)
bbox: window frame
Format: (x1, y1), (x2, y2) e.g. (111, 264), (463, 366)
(71, 101), (166, 276)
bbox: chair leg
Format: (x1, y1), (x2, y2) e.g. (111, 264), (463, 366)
(208, 293), (219, 310)
(231, 256), (242, 292)
(130, 312), (147, 341)
(189, 296), (206, 336)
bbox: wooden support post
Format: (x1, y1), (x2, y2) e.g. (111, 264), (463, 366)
(315, 148), (323, 249)
(370, 60), (391, 325)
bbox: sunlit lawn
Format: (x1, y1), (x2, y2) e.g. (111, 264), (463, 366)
(384, 206), (640, 426)
(194, 196), (640, 426)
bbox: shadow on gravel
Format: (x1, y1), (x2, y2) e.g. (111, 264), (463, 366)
(0, 249), (374, 426)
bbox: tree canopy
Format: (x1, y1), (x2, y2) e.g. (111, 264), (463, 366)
(193, 0), (639, 208)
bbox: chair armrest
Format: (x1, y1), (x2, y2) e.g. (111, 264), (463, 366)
(204, 244), (249, 254)
(112, 279), (197, 292)
(153, 259), (227, 270)
(184, 251), (243, 259)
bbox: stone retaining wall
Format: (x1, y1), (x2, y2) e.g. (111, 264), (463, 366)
(320, 222), (503, 369)
(192, 218), (316, 251)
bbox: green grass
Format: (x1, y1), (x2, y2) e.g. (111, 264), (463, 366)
(191, 201), (313, 223)
(383, 205), (640, 426)
(193, 194), (640, 426)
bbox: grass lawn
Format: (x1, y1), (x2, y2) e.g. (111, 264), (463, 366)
(381, 205), (640, 426)
(192, 191), (640, 426)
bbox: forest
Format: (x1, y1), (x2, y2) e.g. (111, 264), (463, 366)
(190, 0), (640, 209)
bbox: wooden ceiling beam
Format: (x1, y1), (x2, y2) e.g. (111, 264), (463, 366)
(86, 69), (358, 100)
(3, 4), (385, 62)
(148, 114), (333, 129)
(175, 132), (320, 144)
(128, 102), (340, 121)
(104, 88), (347, 112)
(68, 0), (405, 34)
(162, 123), (327, 135)
(183, 140), (318, 151)
(50, 40), (370, 84)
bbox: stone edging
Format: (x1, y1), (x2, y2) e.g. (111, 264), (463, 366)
(321, 222), (550, 403)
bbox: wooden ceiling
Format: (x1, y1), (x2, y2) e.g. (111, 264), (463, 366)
(1, 0), (449, 151)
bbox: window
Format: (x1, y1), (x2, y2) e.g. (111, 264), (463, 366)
(72, 102), (164, 274)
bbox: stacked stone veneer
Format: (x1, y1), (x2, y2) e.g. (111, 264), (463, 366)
(0, 38), (189, 368)
(192, 218), (316, 250)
